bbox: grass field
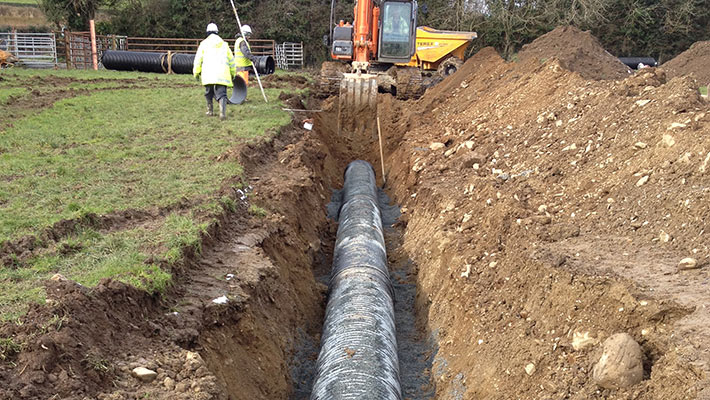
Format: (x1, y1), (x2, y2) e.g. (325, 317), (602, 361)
(0, 0), (39, 6)
(0, 68), (302, 321)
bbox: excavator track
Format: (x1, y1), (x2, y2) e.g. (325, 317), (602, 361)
(395, 67), (425, 100)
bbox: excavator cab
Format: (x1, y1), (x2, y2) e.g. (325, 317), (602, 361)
(378, 1), (417, 63)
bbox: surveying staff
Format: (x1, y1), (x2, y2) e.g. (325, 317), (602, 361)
(193, 23), (236, 121)
(234, 25), (257, 90)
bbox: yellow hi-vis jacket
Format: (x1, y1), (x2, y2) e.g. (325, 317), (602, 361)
(193, 34), (236, 87)
(234, 37), (253, 68)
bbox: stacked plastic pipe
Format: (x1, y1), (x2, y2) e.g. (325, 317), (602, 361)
(311, 160), (401, 400)
(101, 50), (275, 75)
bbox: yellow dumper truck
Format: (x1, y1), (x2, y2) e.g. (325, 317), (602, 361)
(401, 26), (477, 77)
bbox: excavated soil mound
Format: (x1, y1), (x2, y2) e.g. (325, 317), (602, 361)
(519, 26), (631, 80)
(374, 37), (710, 399)
(420, 46), (507, 111)
(663, 41), (710, 85)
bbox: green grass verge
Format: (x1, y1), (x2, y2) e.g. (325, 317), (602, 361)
(0, 68), (306, 320)
(0, 78), (290, 241)
(0, 0), (39, 5)
(0, 87), (26, 102)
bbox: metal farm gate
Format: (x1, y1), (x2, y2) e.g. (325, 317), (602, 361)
(275, 42), (304, 70)
(1, 32), (296, 70)
(0, 32), (58, 68)
(62, 32), (127, 69)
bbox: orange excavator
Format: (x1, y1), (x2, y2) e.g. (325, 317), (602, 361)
(321, 0), (421, 134)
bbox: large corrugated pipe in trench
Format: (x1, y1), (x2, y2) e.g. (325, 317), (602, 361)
(311, 160), (401, 400)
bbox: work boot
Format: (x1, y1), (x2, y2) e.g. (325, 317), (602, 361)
(206, 99), (213, 116)
(219, 98), (227, 121)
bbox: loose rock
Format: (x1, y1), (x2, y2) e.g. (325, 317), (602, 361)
(662, 134), (676, 147)
(525, 363), (536, 375)
(678, 257), (698, 270)
(592, 333), (643, 389)
(571, 331), (598, 351)
(636, 175), (649, 187)
(131, 367), (158, 383)
(163, 377), (176, 390)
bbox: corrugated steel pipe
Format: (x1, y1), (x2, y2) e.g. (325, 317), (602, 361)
(311, 160), (401, 400)
(102, 50), (275, 76)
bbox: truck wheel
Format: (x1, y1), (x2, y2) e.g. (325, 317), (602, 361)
(438, 57), (463, 78)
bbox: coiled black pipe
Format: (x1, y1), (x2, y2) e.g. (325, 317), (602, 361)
(618, 57), (658, 69)
(311, 160), (401, 400)
(102, 50), (275, 75)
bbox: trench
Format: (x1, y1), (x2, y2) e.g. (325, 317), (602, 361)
(183, 91), (688, 400)
(187, 89), (690, 399)
(188, 98), (439, 400)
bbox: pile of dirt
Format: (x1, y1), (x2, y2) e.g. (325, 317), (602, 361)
(420, 46), (508, 111)
(371, 36), (710, 399)
(663, 41), (710, 85)
(519, 26), (631, 80)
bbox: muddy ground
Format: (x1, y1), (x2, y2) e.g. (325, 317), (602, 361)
(2, 27), (710, 399)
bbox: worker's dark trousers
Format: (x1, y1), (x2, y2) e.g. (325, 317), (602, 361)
(204, 84), (227, 103)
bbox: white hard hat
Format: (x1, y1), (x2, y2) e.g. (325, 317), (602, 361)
(241, 25), (252, 35)
(206, 23), (218, 33)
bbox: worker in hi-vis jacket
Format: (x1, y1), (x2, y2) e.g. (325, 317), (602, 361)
(193, 23), (236, 120)
(234, 25), (257, 93)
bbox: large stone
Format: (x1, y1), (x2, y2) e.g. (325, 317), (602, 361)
(131, 367), (158, 383)
(592, 333), (643, 389)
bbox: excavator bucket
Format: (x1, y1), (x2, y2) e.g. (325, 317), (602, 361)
(337, 73), (378, 138)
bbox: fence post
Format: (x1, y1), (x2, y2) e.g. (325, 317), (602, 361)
(12, 28), (18, 56)
(89, 20), (98, 70)
(52, 32), (58, 67)
(65, 32), (71, 69)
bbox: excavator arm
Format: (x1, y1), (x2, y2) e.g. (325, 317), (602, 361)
(325, 0), (418, 136)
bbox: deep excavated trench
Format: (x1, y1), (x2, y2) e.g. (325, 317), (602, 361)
(192, 85), (702, 400)
(188, 96), (439, 400)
